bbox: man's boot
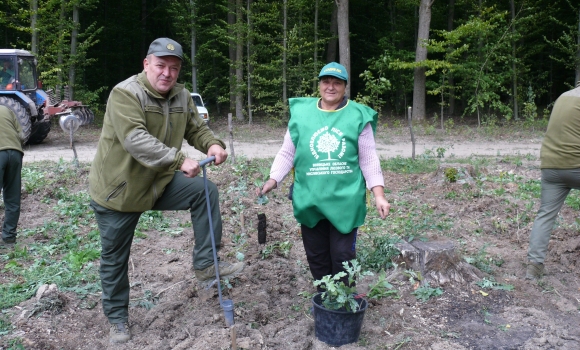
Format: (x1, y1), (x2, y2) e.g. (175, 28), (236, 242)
(110, 322), (131, 343)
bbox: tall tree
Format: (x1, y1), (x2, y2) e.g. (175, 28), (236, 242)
(412, 0), (435, 121)
(510, 0), (519, 120)
(247, 0), (253, 123)
(30, 0), (38, 54)
(447, 0), (455, 116)
(68, 1), (79, 99)
(326, 2), (338, 63)
(191, 0), (198, 93)
(282, 0), (288, 120)
(228, 0), (236, 112)
(235, 0), (244, 121)
(577, 6), (580, 84)
(336, 0), (350, 97)
(313, 0), (319, 92)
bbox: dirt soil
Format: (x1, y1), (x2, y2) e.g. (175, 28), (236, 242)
(3, 120), (580, 350)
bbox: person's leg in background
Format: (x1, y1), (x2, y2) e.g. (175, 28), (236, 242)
(527, 168), (580, 279)
(1, 149), (22, 244)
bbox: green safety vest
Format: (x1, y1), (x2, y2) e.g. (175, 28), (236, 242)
(288, 97), (377, 233)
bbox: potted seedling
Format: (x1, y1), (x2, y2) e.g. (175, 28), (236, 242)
(311, 259), (371, 347)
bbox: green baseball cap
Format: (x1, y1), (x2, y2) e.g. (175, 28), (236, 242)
(318, 62), (348, 83)
(147, 38), (183, 60)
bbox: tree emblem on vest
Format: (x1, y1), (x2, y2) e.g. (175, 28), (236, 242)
(310, 126), (346, 161)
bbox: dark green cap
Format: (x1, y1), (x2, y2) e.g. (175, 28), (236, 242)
(318, 62), (348, 83)
(147, 38), (183, 60)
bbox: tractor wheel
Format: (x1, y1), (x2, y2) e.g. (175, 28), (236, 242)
(0, 96), (32, 144)
(27, 121), (51, 145)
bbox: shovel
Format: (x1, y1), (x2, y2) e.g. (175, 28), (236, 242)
(198, 156), (235, 328)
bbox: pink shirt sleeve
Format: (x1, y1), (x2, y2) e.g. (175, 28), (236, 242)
(269, 130), (295, 184)
(359, 123), (385, 189)
(269, 124), (384, 190)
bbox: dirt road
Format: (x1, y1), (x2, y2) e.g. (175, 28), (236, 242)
(23, 136), (541, 163)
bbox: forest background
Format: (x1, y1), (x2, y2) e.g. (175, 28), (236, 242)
(0, 0), (579, 126)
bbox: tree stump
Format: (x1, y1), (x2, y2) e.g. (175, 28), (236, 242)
(390, 238), (483, 286)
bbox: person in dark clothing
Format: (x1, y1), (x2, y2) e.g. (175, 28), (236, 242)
(0, 105), (24, 245)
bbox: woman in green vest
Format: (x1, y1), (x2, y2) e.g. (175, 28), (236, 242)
(257, 62), (390, 288)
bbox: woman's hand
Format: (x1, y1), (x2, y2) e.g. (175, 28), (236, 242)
(257, 178), (277, 197)
(372, 186), (390, 219)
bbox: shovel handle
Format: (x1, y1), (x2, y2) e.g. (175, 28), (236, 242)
(199, 156), (216, 167)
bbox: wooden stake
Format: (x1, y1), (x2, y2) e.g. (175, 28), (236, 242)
(228, 113), (236, 163)
(230, 326), (237, 350)
(408, 106), (416, 160)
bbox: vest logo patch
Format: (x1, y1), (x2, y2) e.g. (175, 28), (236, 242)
(309, 126), (346, 161)
(306, 126), (353, 177)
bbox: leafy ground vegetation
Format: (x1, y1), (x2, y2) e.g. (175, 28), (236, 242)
(2, 118), (580, 349)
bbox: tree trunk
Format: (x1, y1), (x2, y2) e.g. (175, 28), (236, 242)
(326, 2), (338, 63)
(576, 7), (580, 86)
(282, 0), (288, 120)
(447, 0), (455, 116)
(313, 0), (319, 92)
(411, 0), (434, 121)
(336, 0), (350, 98)
(57, 0), (66, 93)
(511, 0), (519, 120)
(247, 0), (253, 124)
(141, 0), (147, 59)
(191, 0), (197, 93)
(235, 0), (244, 121)
(68, 3), (79, 100)
(228, 0), (236, 113)
(30, 0), (38, 55)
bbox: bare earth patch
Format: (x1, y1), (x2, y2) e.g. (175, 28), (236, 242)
(3, 119), (579, 350)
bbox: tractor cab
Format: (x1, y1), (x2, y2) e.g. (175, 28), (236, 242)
(0, 50), (39, 95)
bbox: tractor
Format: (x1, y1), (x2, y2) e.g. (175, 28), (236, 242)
(0, 49), (93, 145)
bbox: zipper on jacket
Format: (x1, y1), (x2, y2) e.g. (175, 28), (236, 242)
(106, 182), (127, 201)
(163, 102), (170, 143)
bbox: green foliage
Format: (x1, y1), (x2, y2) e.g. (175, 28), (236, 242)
(381, 156), (439, 174)
(522, 85), (538, 123)
(444, 168), (458, 183)
(412, 283), (444, 302)
(21, 167), (46, 194)
(464, 244), (504, 274)
(565, 191), (580, 210)
(260, 241), (293, 259)
(367, 271), (399, 300)
(313, 260), (372, 312)
(0, 312), (13, 335)
(358, 233), (400, 271)
(476, 277), (515, 291)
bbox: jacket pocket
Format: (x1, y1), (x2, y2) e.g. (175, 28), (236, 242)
(106, 181), (127, 201)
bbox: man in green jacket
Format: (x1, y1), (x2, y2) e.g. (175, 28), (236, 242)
(89, 38), (243, 344)
(526, 83), (580, 280)
(0, 105), (24, 245)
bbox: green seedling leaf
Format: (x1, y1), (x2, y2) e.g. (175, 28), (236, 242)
(256, 195), (269, 205)
(412, 284), (443, 302)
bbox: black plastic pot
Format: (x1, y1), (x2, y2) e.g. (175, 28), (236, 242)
(312, 292), (368, 347)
